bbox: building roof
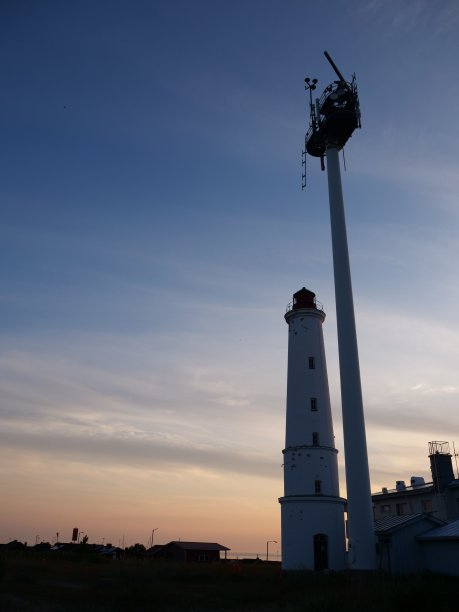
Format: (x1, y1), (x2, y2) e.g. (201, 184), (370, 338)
(147, 544), (164, 552)
(417, 518), (459, 541)
(168, 541), (230, 551)
(145, 544), (164, 556)
(374, 514), (443, 534)
(372, 483), (434, 497)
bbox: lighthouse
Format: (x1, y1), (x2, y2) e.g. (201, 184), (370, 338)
(279, 287), (346, 571)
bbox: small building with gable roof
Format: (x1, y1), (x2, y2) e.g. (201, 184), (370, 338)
(147, 541), (230, 563)
(375, 513), (444, 574)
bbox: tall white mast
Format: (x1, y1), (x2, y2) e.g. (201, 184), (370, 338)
(303, 52), (376, 570)
(326, 145), (376, 569)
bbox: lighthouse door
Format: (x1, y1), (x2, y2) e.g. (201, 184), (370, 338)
(313, 534), (328, 570)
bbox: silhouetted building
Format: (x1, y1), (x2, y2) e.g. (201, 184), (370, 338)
(375, 514), (443, 573)
(372, 441), (459, 523)
(417, 517), (459, 575)
(148, 541), (229, 563)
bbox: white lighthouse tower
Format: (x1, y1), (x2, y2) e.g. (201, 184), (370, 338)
(279, 287), (346, 571)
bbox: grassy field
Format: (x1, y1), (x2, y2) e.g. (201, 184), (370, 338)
(1, 551), (458, 611)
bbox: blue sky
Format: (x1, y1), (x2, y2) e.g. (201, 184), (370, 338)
(1, 0), (459, 550)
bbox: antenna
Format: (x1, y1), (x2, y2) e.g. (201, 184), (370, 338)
(301, 145), (307, 189)
(302, 52), (361, 183)
(323, 50), (347, 84)
(304, 77), (319, 133)
(302, 77), (319, 187)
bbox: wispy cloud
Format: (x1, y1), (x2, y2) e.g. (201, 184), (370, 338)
(0, 330), (285, 486)
(357, 0), (459, 36)
(0, 427), (280, 480)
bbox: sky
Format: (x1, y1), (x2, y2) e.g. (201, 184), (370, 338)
(1, 0), (459, 553)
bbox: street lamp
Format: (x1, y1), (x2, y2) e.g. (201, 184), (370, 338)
(266, 540), (277, 562)
(150, 528), (158, 548)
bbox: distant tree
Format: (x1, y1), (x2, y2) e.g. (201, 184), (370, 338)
(125, 543), (146, 556)
(81, 535), (89, 545)
(6, 540), (26, 550)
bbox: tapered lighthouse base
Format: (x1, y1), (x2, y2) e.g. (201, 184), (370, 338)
(280, 495), (346, 571)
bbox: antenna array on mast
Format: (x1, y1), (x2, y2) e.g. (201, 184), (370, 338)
(301, 77), (318, 189)
(302, 51), (361, 187)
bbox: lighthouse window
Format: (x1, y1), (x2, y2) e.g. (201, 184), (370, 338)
(315, 480), (322, 494)
(310, 397), (318, 411)
(308, 357), (315, 369)
(312, 432), (319, 446)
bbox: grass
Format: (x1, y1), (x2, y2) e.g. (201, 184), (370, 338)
(1, 551), (458, 611)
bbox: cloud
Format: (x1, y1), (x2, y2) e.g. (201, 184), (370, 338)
(4, 280), (454, 495)
(0, 329), (286, 487)
(409, 383), (459, 395)
(353, 148), (459, 214)
(357, 0), (459, 35)
(0, 426), (280, 481)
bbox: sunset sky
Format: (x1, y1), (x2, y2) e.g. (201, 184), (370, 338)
(1, 0), (459, 554)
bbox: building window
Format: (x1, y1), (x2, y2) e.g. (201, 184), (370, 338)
(381, 504), (391, 514)
(308, 357), (315, 369)
(310, 397), (317, 411)
(315, 480), (322, 494)
(396, 503), (408, 516)
(312, 432), (319, 446)
(421, 499), (432, 513)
